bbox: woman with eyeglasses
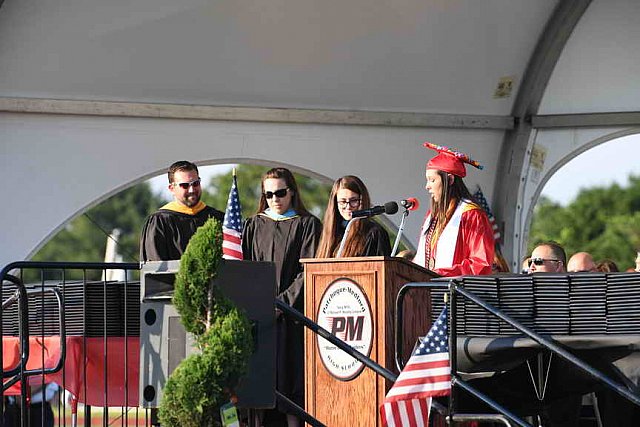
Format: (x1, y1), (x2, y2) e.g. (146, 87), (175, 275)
(414, 143), (495, 276)
(242, 167), (321, 427)
(316, 175), (391, 258)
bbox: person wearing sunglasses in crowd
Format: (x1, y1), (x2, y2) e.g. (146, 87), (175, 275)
(242, 167), (321, 427)
(140, 160), (224, 261)
(527, 243), (584, 427)
(527, 241), (566, 273)
(316, 175), (391, 259)
(413, 143), (495, 276)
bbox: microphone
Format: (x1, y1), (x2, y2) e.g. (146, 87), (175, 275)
(351, 201), (398, 218)
(391, 198), (420, 256)
(400, 197), (420, 211)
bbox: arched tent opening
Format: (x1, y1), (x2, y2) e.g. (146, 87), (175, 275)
(27, 159), (415, 271)
(518, 130), (640, 270)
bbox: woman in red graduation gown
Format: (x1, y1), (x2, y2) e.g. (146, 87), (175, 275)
(414, 142), (495, 277)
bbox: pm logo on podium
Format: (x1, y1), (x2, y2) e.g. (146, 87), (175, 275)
(316, 278), (374, 381)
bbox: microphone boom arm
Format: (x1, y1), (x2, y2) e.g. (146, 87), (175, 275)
(391, 209), (410, 257)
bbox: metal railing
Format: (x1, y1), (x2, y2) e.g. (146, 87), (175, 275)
(395, 279), (640, 427)
(275, 299), (400, 427)
(4, 261), (370, 427)
(1, 261), (144, 427)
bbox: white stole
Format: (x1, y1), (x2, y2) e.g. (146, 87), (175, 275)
(414, 200), (468, 269)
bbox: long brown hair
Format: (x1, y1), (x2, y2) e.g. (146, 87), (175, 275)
(256, 167), (311, 216)
(316, 175), (372, 258)
(430, 171), (474, 245)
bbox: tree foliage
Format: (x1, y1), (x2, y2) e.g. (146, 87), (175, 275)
(26, 182), (164, 281)
(528, 176), (640, 270)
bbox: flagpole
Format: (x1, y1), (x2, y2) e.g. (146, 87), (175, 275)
(222, 166), (244, 260)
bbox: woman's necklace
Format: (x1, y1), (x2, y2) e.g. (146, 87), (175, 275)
(424, 217), (438, 269)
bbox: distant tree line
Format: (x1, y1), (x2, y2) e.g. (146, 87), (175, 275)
(528, 175), (640, 270)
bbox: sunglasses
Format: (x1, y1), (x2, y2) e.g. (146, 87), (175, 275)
(173, 179), (201, 190)
(528, 257), (561, 267)
(264, 188), (289, 199)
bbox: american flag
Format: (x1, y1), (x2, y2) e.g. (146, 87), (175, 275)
(222, 170), (243, 260)
(473, 186), (501, 243)
(380, 307), (451, 427)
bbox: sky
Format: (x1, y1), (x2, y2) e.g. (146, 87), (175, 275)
(540, 134), (640, 205)
(148, 134), (640, 205)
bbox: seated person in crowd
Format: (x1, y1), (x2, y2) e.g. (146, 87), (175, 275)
(566, 252), (596, 273)
(528, 241), (566, 273)
(492, 250), (510, 274)
(596, 259), (619, 272)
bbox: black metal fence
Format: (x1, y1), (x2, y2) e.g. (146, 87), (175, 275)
(396, 276), (640, 427)
(1, 261), (148, 427)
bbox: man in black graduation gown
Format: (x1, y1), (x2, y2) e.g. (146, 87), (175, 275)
(140, 160), (224, 261)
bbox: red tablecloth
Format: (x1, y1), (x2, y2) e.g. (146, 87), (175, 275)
(3, 336), (139, 407)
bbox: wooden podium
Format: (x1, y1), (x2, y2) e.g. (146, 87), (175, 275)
(302, 256), (437, 427)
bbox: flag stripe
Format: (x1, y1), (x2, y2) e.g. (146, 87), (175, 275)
(392, 402), (402, 427)
(222, 241), (242, 250)
(223, 248), (243, 259)
(399, 401), (410, 426)
(394, 372), (451, 387)
(400, 360), (450, 372)
(405, 400), (418, 427)
(411, 399), (426, 427)
(222, 230), (241, 244)
(396, 367), (451, 381)
(385, 382), (451, 401)
(418, 398), (430, 426)
(402, 353), (450, 364)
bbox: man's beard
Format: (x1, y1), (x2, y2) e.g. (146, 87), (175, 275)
(182, 193), (200, 207)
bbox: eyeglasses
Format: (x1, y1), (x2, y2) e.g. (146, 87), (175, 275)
(264, 188), (289, 199)
(528, 257), (561, 267)
(173, 179), (201, 189)
(337, 198), (361, 208)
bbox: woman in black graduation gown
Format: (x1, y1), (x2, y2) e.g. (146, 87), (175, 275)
(316, 175), (391, 258)
(242, 167), (321, 427)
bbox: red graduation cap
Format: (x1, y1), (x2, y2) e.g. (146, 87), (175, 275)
(424, 142), (483, 178)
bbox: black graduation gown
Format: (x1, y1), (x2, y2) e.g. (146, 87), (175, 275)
(140, 206), (224, 261)
(242, 213), (322, 311)
(241, 213), (322, 410)
(336, 219), (392, 257)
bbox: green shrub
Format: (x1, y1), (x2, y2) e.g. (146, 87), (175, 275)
(159, 218), (253, 427)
